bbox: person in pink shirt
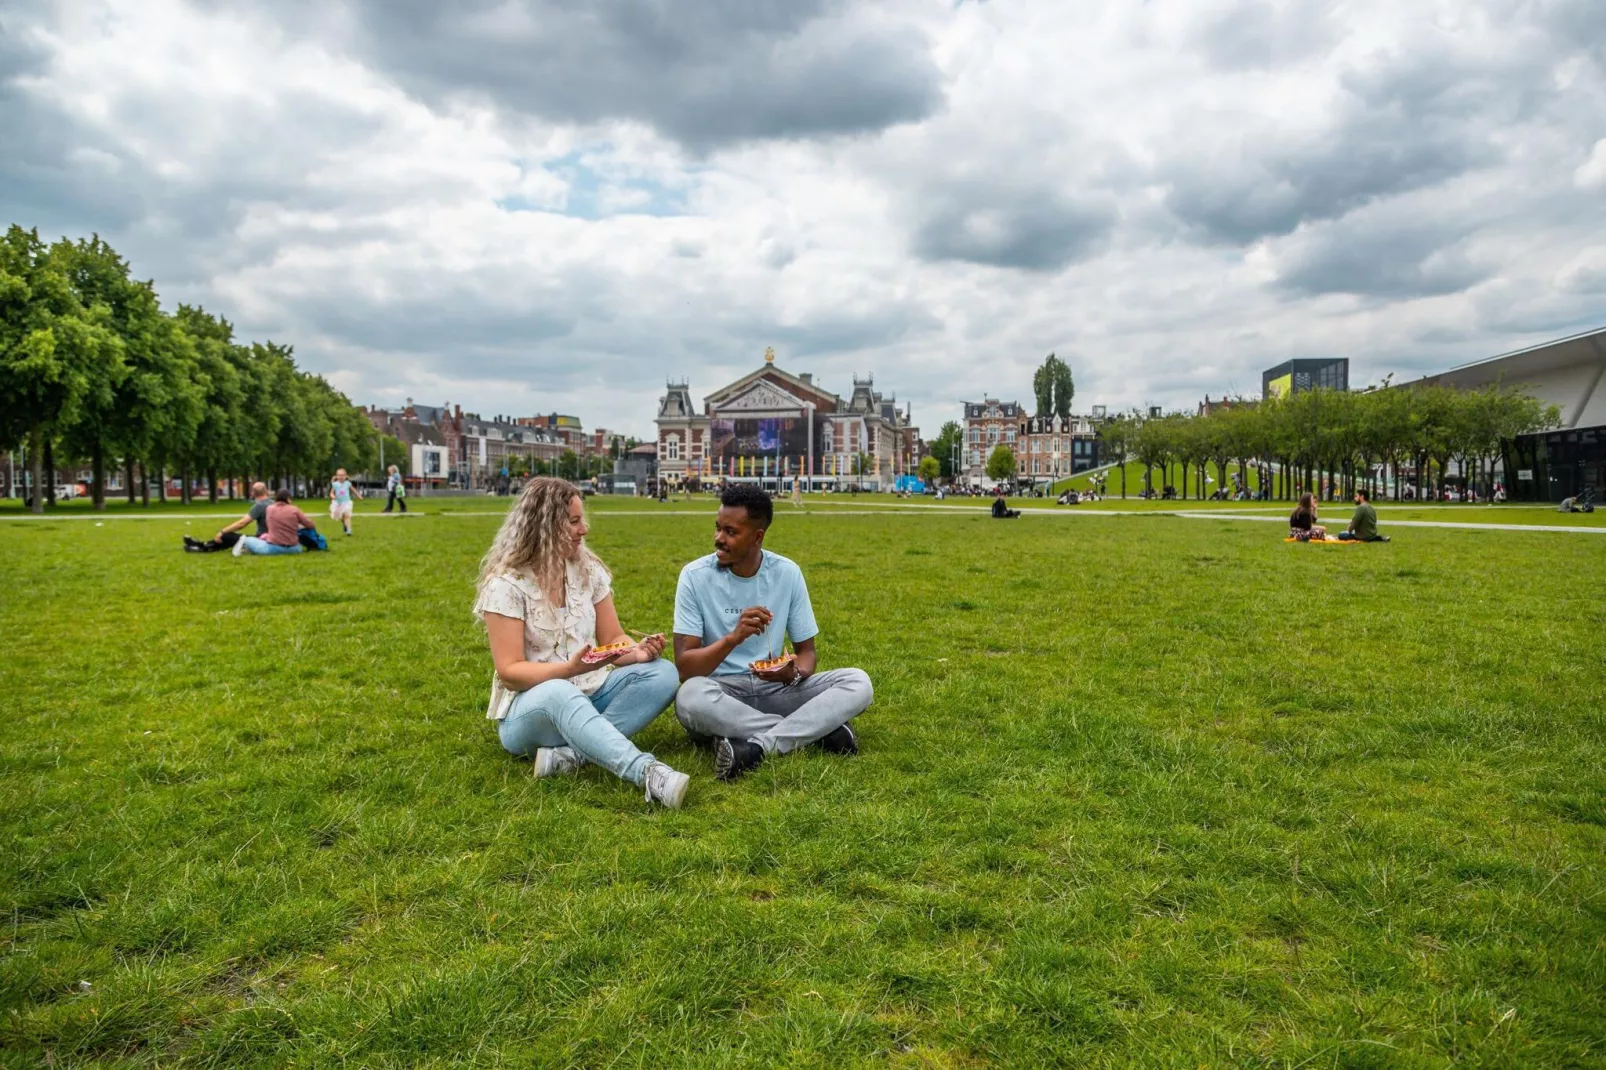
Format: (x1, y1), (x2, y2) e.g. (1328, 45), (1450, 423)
(234, 489), (315, 556)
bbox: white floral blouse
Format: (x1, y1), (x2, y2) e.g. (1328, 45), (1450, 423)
(473, 557), (614, 719)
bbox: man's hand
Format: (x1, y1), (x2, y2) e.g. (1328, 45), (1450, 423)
(727, 606), (772, 645)
(753, 659), (797, 685)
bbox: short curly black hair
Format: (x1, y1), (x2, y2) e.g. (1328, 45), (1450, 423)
(721, 482), (773, 528)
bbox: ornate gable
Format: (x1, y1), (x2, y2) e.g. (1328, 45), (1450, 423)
(706, 367), (838, 412)
(717, 379), (808, 415)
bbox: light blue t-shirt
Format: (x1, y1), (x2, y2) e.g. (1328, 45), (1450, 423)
(674, 550), (819, 676)
(331, 479), (352, 504)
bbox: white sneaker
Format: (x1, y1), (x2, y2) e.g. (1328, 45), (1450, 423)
(643, 761), (689, 809)
(532, 746), (583, 778)
(231, 540), (247, 557)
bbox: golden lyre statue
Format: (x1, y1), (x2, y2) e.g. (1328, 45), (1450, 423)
(764, 346), (775, 364)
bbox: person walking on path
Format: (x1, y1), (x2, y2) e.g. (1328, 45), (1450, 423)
(672, 483), (873, 781)
(383, 465), (407, 513)
(329, 468), (361, 536)
(234, 489), (314, 556)
(184, 482), (270, 553)
(474, 477), (688, 807)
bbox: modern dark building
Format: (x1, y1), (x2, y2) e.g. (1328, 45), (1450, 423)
(1403, 326), (1606, 503)
(1262, 358), (1349, 398)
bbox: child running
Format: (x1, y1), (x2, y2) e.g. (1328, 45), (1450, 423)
(329, 468), (361, 536)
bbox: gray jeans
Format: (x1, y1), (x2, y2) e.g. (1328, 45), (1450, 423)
(675, 668), (873, 755)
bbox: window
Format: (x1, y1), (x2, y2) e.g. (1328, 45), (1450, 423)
(663, 436), (680, 461)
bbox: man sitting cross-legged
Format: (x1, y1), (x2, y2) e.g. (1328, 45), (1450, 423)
(1336, 489), (1390, 542)
(673, 483), (873, 781)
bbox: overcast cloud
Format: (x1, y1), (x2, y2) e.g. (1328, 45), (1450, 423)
(3, 0), (1603, 436)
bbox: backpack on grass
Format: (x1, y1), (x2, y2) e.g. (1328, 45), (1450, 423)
(297, 527), (329, 551)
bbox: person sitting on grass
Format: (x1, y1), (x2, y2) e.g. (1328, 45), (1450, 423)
(184, 482), (270, 553)
(233, 489), (314, 556)
(329, 467), (361, 536)
(474, 476), (688, 808)
(1336, 489), (1390, 542)
(1288, 493), (1326, 541)
(991, 487), (1020, 519)
(672, 483), (872, 781)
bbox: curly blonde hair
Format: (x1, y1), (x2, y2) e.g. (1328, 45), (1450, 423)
(477, 477), (606, 602)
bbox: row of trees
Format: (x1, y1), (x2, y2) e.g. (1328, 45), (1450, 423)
(1, 226), (378, 512)
(1095, 382), (1559, 500)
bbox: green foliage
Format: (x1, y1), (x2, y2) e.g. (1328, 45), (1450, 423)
(1113, 386), (1560, 500)
(1032, 352), (1074, 418)
(3, 226), (381, 505)
(929, 420), (963, 478)
(918, 455), (941, 484)
(0, 508), (1600, 1063)
(986, 444), (1017, 481)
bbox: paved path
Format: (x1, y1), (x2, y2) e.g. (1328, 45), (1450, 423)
(4, 505), (1602, 534)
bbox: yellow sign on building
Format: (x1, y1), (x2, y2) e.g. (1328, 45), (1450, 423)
(1267, 373), (1293, 399)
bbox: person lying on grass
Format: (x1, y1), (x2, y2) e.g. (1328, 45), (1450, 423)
(184, 481), (269, 553)
(233, 489), (314, 556)
(672, 483), (872, 781)
(1336, 489), (1390, 542)
(474, 476), (689, 808)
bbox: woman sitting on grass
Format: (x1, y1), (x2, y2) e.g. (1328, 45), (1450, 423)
(1288, 492), (1327, 541)
(234, 489), (313, 556)
(474, 477), (689, 808)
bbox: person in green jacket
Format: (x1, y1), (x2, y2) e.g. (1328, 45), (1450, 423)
(1337, 489), (1389, 542)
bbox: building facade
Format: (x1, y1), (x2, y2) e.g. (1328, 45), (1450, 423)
(1263, 358), (1349, 398)
(1404, 325), (1606, 503)
(1015, 414), (1101, 483)
(655, 349), (920, 490)
(961, 398), (1023, 480)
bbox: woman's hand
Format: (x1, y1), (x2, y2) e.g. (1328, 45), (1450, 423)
(566, 644), (625, 676)
(618, 633), (667, 665)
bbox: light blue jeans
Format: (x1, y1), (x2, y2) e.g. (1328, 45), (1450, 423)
(237, 537), (303, 555)
(498, 660), (679, 785)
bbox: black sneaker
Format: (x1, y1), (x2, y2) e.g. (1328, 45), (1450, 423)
(817, 723), (858, 756)
(714, 737), (764, 781)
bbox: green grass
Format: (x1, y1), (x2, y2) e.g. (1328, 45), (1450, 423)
(2, 507), (1604, 1066)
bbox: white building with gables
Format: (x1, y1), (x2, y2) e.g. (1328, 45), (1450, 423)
(655, 349), (921, 490)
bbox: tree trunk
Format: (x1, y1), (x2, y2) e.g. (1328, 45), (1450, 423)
(92, 440), (106, 510)
(44, 439), (57, 508)
(179, 466), (189, 505)
(28, 426), (45, 514)
(208, 469), (218, 503)
(126, 459), (137, 505)
(141, 463), (150, 507)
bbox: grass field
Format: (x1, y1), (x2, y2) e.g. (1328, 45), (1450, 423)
(2, 502), (1604, 1066)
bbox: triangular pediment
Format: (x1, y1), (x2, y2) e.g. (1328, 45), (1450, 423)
(717, 379), (809, 414)
(706, 366), (840, 411)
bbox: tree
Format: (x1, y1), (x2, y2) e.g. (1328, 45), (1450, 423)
(1032, 353), (1074, 419)
(986, 444), (1016, 483)
(929, 420), (963, 478)
(1099, 414), (1133, 498)
(377, 434), (409, 476)
(0, 227), (123, 513)
(918, 455), (940, 484)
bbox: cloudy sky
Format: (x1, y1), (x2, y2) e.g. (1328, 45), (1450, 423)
(4, 0), (1603, 438)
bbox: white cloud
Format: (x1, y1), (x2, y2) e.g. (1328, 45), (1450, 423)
(1575, 138), (1606, 190)
(2, 0), (1603, 438)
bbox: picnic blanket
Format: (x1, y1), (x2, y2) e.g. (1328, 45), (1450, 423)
(1283, 537), (1361, 545)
